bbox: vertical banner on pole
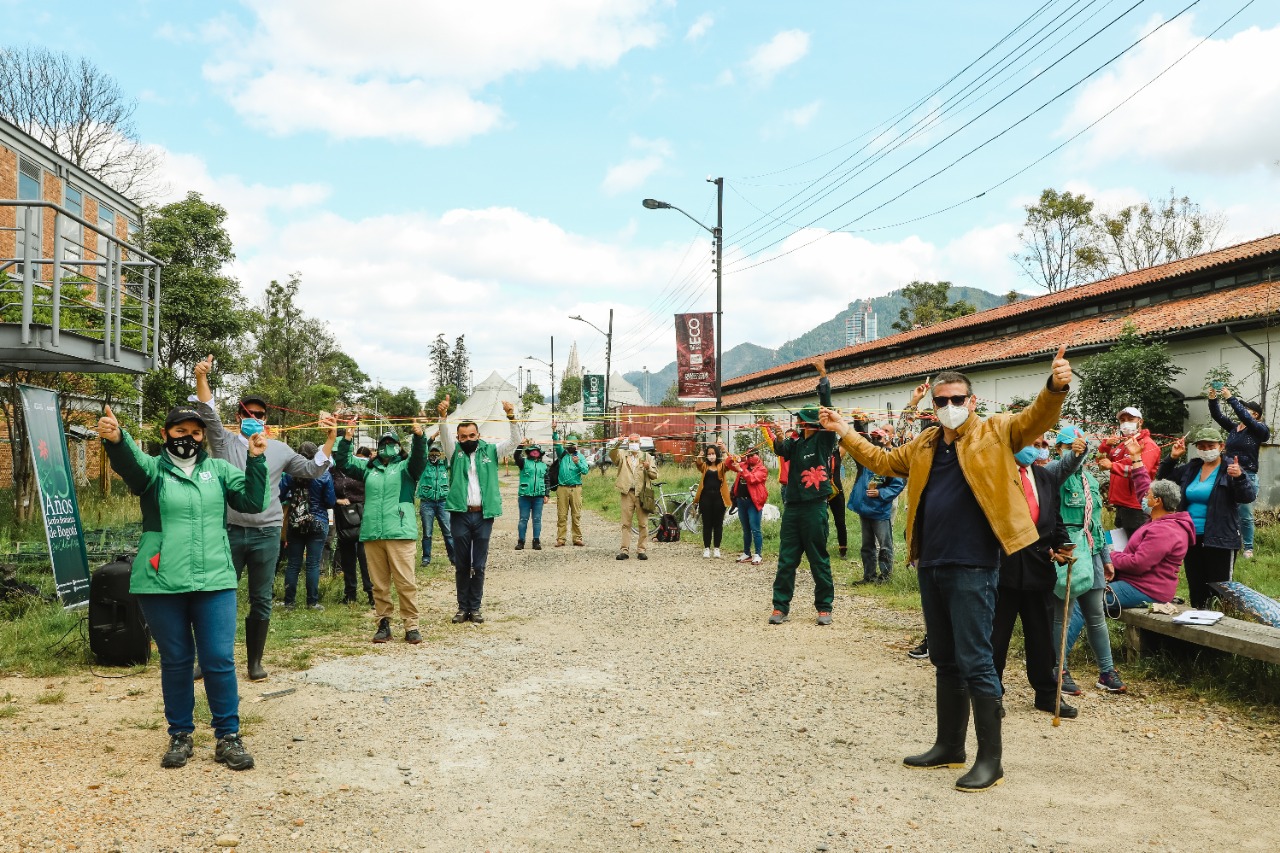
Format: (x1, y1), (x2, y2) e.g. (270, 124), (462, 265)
(582, 374), (605, 418)
(675, 312), (716, 402)
(19, 385), (90, 609)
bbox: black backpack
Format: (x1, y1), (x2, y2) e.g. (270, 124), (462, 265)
(287, 482), (322, 536)
(655, 513), (680, 543)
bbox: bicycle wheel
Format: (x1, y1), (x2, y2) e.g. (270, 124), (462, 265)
(680, 500), (700, 534)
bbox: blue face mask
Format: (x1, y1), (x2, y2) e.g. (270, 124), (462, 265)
(240, 418), (264, 437)
(1036, 447), (1050, 462)
(1014, 447), (1039, 466)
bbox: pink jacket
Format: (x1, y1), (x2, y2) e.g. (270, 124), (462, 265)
(1110, 511), (1195, 603)
(728, 455), (769, 511)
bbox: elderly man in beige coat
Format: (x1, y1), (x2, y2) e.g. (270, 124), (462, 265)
(609, 433), (659, 560)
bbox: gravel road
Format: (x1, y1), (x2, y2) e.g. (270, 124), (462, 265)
(2, 478), (1279, 852)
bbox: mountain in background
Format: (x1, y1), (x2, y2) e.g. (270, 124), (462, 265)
(625, 286), (1014, 404)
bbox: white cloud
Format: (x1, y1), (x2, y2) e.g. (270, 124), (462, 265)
(744, 29), (810, 83)
(685, 13), (714, 42)
(783, 100), (822, 128)
(715, 69), (736, 86)
(151, 146), (330, 250)
(203, 0), (665, 145)
(1063, 17), (1280, 174)
(602, 137), (673, 195)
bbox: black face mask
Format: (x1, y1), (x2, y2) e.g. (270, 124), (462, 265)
(428, 454), (441, 464)
(165, 434), (200, 460)
(460, 439), (479, 454)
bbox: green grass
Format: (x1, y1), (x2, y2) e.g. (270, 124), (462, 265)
(35, 689), (65, 705)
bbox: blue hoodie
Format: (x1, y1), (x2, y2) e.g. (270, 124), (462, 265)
(846, 465), (905, 521)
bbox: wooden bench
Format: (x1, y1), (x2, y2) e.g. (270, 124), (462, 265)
(1119, 608), (1280, 665)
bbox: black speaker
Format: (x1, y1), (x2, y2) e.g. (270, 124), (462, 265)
(88, 555), (151, 666)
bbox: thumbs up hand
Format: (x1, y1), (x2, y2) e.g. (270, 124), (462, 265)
(1227, 456), (1243, 478)
(97, 405), (122, 444)
(1050, 344), (1072, 391)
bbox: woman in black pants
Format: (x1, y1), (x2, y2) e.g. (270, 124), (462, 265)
(334, 447), (373, 605)
(1159, 426), (1256, 608)
(696, 442), (732, 558)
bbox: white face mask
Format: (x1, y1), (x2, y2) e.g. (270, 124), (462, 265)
(936, 404), (970, 430)
(628, 443), (640, 453)
(1118, 421), (1138, 436)
(1194, 448), (1221, 463)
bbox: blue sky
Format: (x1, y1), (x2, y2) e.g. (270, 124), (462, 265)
(13, 1), (1280, 395)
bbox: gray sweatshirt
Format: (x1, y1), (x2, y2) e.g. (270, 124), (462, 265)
(193, 395), (331, 529)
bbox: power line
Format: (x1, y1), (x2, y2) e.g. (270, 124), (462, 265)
(724, 0), (1203, 275)
(725, 0), (1146, 266)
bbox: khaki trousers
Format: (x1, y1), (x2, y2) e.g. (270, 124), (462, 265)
(364, 539), (419, 630)
(619, 491), (649, 553)
(556, 485), (584, 544)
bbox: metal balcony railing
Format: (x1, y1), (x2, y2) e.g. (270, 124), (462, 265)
(0, 199), (161, 373)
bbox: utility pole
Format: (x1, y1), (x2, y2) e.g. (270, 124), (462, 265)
(550, 336), (555, 415)
(604, 308), (613, 437)
(712, 176), (724, 443)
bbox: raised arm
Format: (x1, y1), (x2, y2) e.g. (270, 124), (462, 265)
(1226, 394), (1270, 443)
(223, 446), (269, 514)
(331, 434), (366, 478)
(192, 354), (231, 457)
(819, 409), (915, 478)
(1007, 345), (1072, 449)
(1044, 437), (1086, 487)
(284, 442), (330, 479)
(407, 429), (427, 481)
(437, 394), (455, 458)
(494, 401), (519, 459)
(99, 419), (159, 496)
(1207, 396), (1234, 432)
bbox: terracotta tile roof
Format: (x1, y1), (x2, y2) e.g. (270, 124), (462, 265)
(727, 232), (1280, 389)
(717, 279), (1280, 409)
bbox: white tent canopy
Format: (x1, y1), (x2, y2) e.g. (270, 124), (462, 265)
(429, 370), (590, 453)
(606, 371), (647, 408)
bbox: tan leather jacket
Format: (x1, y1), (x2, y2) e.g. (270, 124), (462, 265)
(837, 383), (1067, 562)
(609, 447), (658, 494)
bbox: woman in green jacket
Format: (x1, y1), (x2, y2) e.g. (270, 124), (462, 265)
(333, 424), (427, 643)
(513, 439), (549, 550)
(98, 404), (268, 772)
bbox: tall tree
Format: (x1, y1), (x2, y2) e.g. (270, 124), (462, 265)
(0, 46), (163, 199)
(383, 386), (421, 420)
(660, 382), (682, 407)
(889, 281), (976, 332)
(430, 333), (452, 392)
(1013, 188), (1105, 293)
(1093, 189), (1225, 275)
(450, 335), (470, 393)
(559, 374), (583, 407)
(137, 192), (246, 420)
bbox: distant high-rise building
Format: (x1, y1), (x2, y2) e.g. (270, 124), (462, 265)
(845, 300), (878, 346)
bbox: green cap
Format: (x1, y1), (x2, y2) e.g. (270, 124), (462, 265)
(796, 404), (820, 425)
(1189, 424), (1225, 444)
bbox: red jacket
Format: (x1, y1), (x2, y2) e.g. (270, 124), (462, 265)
(728, 455), (769, 510)
(1099, 430), (1160, 509)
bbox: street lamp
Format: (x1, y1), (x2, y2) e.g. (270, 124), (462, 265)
(570, 311), (614, 431)
(641, 177), (724, 440)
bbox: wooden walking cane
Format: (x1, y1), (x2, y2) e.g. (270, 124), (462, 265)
(1053, 544), (1077, 727)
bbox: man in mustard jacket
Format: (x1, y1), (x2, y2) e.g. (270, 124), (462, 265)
(819, 345), (1072, 793)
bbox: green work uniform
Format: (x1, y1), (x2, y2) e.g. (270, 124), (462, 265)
(770, 376), (837, 614)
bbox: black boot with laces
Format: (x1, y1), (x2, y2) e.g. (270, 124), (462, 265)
(161, 732), (194, 768)
(372, 617), (392, 643)
(215, 733), (255, 771)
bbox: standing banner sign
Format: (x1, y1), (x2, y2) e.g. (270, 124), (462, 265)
(675, 312), (716, 401)
(19, 386), (90, 609)
(582, 374), (606, 417)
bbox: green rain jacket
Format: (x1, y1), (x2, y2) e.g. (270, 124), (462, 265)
(103, 432), (268, 595)
(334, 434), (427, 541)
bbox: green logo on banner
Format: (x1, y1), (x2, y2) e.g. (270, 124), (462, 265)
(582, 374), (605, 418)
(19, 385), (90, 608)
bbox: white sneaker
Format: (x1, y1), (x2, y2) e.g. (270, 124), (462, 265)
(713, 548), (721, 558)
(735, 553), (751, 563)
(703, 548), (711, 558)
(1244, 549), (1254, 559)
(751, 554), (762, 565)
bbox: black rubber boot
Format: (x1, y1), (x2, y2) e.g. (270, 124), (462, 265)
(515, 540), (525, 551)
(904, 680), (969, 769)
(955, 695), (1004, 792)
(532, 539), (542, 551)
(245, 617), (269, 682)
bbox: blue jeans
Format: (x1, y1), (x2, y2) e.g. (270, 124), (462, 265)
(1239, 471), (1258, 550)
(1058, 586), (1115, 674)
(858, 516), (894, 580)
(284, 525), (327, 606)
(518, 495), (545, 541)
(136, 590), (240, 739)
(1107, 579), (1156, 609)
(418, 499), (455, 564)
(229, 524), (282, 621)
(452, 511), (494, 612)
(917, 564), (1002, 698)
(737, 498), (763, 556)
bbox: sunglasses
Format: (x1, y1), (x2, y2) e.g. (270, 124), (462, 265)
(932, 395), (970, 408)
(242, 410), (267, 420)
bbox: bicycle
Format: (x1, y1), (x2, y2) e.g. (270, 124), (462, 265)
(631, 481), (701, 538)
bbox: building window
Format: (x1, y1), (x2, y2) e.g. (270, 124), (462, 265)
(95, 203), (115, 301)
(14, 158), (41, 276)
(62, 186), (84, 267)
